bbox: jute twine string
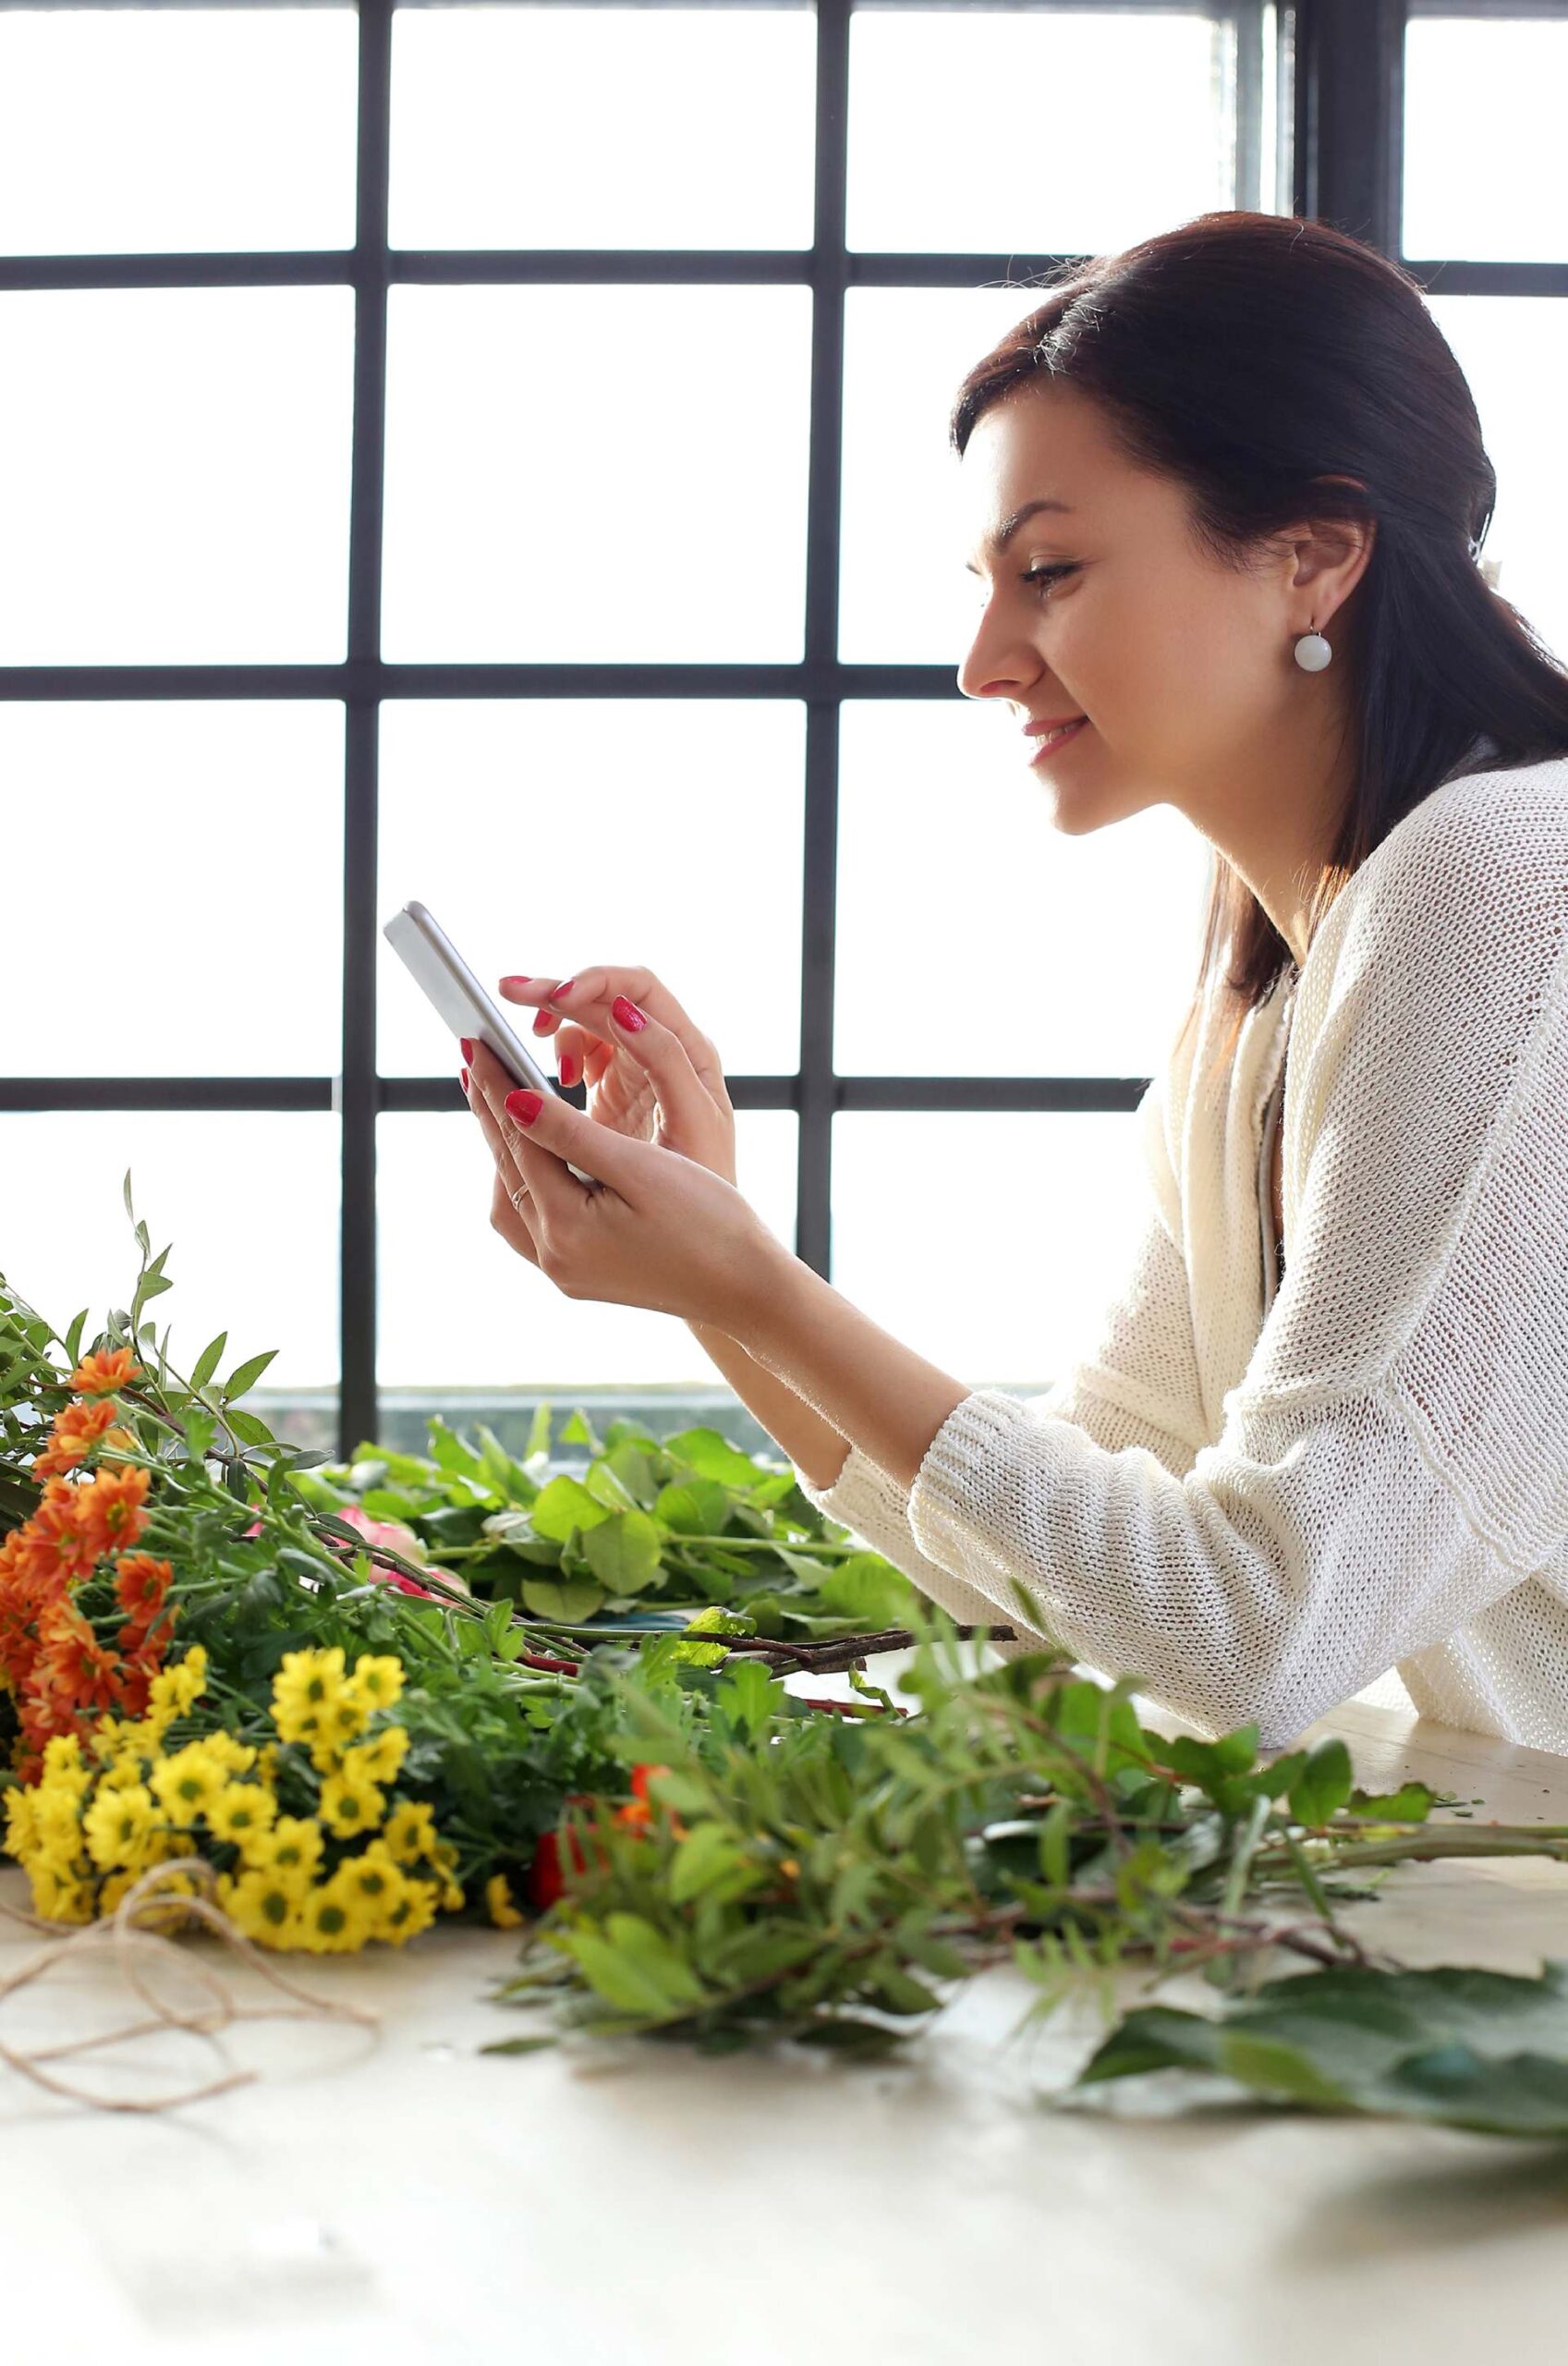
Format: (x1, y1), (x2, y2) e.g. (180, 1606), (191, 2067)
(0, 1858), (381, 2113)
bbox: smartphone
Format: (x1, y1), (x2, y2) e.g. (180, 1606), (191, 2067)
(383, 900), (602, 1191)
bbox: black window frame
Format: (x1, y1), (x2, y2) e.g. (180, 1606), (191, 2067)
(5, 0), (1562, 1459)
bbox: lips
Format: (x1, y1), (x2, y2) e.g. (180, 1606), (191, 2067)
(1029, 716), (1088, 755)
(1025, 714), (1087, 735)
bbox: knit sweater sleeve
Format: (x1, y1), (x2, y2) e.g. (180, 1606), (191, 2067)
(793, 1066), (1209, 1656)
(901, 770), (1568, 1749)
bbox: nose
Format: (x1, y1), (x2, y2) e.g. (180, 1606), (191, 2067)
(956, 605), (1036, 705)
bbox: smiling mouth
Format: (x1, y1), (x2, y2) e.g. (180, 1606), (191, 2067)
(1029, 716), (1089, 755)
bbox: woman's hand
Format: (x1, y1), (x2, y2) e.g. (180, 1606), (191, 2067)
(461, 1037), (781, 1332)
(499, 968), (737, 1187)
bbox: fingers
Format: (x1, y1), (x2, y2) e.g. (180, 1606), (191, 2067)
(499, 968), (725, 1093)
(462, 1050), (541, 1264)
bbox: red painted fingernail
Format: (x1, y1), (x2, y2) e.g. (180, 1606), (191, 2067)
(500, 976), (532, 988)
(552, 978), (576, 1001)
(460, 1065), (469, 1092)
(533, 1009), (556, 1035)
(504, 1089), (543, 1124)
(559, 1053), (580, 1089)
(460, 1036), (474, 1062)
(612, 995), (647, 1031)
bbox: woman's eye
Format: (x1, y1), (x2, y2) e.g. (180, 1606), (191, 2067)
(1022, 565), (1077, 596)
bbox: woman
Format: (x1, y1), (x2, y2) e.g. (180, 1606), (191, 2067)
(462, 210), (1568, 1755)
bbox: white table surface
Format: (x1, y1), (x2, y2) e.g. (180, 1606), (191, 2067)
(3, 1665), (1567, 2366)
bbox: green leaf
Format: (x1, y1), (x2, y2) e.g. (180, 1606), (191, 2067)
(520, 1577), (605, 1623)
(811, 1552), (915, 1631)
(652, 1479), (733, 1538)
(1347, 1781), (1436, 1823)
(1163, 1726), (1260, 1788)
(559, 1407), (607, 1457)
(1288, 1738), (1354, 1826)
(580, 1507), (664, 1594)
(661, 1426), (767, 1488)
(223, 1348), (279, 1401)
(714, 1657), (782, 1740)
(608, 1927), (711, 2013)
(529, 1474), (612, 1543)
(1077, 1961), (1568, 2137)
(668, 1821), (748, 1905)
(480, 2035), (561, 2056)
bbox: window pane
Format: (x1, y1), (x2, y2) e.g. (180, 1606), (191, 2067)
(378, 700), (804, 1079)
(832, 1110), (1151, 1386)
(1404, 10), (1568, 263)
(0, 1114), (340, 1398)
(840, 286), (1055, 666)
(846, 5), (1235, 255)
(381, 285), (811, 663)
(0, 7), (359, 257)
(1, 702), (344, 1079)
(0, 287), (355, 665)
(1426, 293), (1568, 669)
(375, 1108), (797, 1387)
(836, 701), (1211, 1079)
(390, 3), (816, 251)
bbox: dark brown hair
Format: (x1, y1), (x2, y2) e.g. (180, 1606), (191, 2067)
(948, 209), (1568, 1067)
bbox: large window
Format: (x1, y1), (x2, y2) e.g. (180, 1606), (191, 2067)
(6, 1), (1557, 1465)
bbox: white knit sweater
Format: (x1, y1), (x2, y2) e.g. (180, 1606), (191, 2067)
(796, 747), (1568, 1754)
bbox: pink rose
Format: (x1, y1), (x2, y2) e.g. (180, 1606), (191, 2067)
(243, 1508), (464, 1598)
(334, 1505), (465, 1598)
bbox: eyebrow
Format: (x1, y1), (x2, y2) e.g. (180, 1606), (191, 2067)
(964, 497), (1076, 574)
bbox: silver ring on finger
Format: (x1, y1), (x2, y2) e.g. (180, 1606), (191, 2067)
(510, 1183), (531, 1209)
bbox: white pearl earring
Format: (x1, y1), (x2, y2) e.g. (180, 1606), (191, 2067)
(1294, 616), (1332, 672)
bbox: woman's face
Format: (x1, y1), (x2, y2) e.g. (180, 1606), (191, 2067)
(955, 381), (1368, 843)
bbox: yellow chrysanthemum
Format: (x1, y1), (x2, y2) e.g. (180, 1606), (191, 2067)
(4, 1787), (40, 1860)
(348, 1654), (404, 1714)
(334, 1839), (408, 1939)
(82, 1782), (158, 1873)
(41, 1733), (89, 1790)
(219, 1865), (305, 1950)
(380, 1875), (441, 1946)
(98, 1868), (142, 1915)
(245, 1813), (325, 1881)
(29, 1862), (93, 1924)
(147, 1644), (209, 1729)
(485, 1872), (523, 1930)
(344, 1725), (408, 1788)
(255, 1742), (281, 1785)
(205, 1781), (278, 1848)
(317, 1769), (384, 1839)
(382, 1799), (438, 1866)
(100, 1752), (153, 1793)
(203, 1731), (259, 1777)
(296, 1866), (376, 1954)
(32, 1785), (89, 1862)
(270, 1646), (354, 1750)
(149, 1739), (227, 1823)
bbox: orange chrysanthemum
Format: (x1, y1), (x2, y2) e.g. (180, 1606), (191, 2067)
(18, 1478), (101, 1589)
(68, 1346), (145, 1398)
(114, 1551), (173, 1620)
(0, 1396), (176, 1770)
(30, 1397), (120, 1482)
(71, 1465), (152, 1566)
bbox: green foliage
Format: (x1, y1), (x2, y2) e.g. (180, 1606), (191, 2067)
(295, 1409), (927, 1641)
(1078, 1962), (1568, 2137)
(10, 1185), (1568, 2140)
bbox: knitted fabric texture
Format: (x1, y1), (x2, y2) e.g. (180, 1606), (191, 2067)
(796, 750), (1568, 1753)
